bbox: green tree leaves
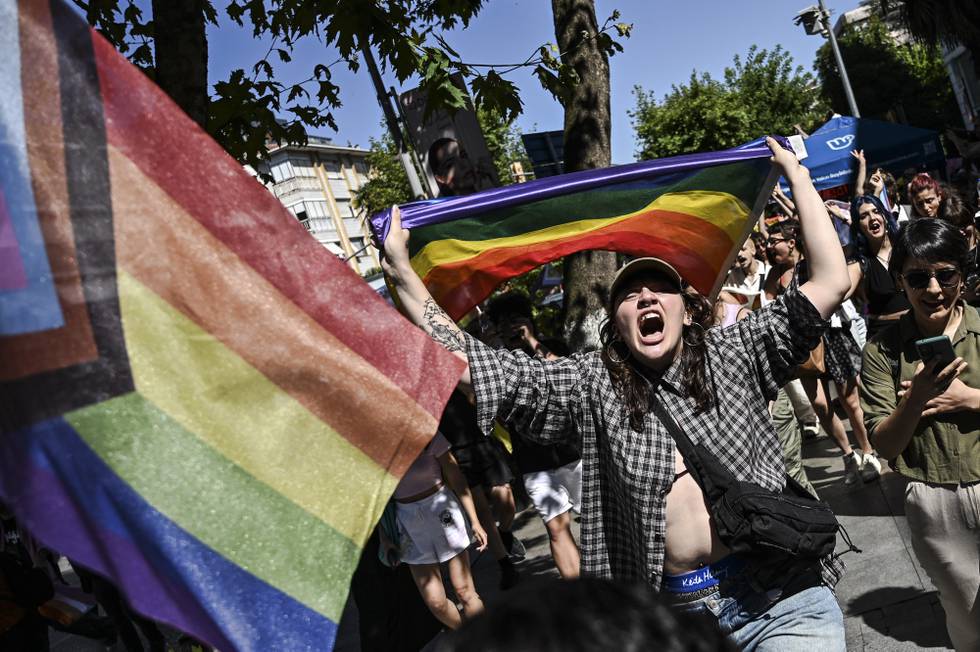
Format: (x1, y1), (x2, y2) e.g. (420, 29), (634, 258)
(631, 46), (825, 160)
(814, 16), (958, 131)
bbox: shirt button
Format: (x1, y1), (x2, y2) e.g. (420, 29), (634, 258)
(706, 598), (718, 609)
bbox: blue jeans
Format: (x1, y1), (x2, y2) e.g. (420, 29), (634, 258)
(671, 578), (845, 651)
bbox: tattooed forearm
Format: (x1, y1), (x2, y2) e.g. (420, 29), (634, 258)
(422, 298), (465, 353)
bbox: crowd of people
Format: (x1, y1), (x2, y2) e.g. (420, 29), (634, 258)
(372, 137), (980, 652)
(3, 135), (979, 652)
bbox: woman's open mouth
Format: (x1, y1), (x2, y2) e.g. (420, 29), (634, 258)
(638, 312), (665, 344)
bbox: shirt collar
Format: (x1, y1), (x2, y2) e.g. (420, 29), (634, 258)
(898, 301), (980, 344)
(626, 353), (684, 396)
(657, 353), (685, 395)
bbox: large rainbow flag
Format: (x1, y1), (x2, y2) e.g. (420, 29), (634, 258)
(371, 141), (781, 321)
(0, 1), (464, 650)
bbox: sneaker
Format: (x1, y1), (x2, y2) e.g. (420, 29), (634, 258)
(801, 421), (820, 440)
(860, 451), (882, 483)
(843, 452), (861, 486)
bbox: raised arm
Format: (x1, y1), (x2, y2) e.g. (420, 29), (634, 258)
(768, 137), (850, 319)
(851, 149), (867, 199)
(381, 206), (472, 390)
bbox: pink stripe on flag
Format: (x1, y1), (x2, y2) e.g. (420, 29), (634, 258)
(0, 186), (28, 290)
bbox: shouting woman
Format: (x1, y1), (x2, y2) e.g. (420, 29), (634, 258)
(380, 139), (851, 650)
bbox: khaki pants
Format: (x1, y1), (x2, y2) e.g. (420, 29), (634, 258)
(905, 481), (980, 651)
(771, 388), (817, 498)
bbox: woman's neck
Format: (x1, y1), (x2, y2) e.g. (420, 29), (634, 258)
(915, 303), (963, 338)
(872, 237), (891, 259)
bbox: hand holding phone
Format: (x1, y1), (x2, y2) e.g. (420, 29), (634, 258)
(915, 335), (957, 370)
(901, 335), (968, 410)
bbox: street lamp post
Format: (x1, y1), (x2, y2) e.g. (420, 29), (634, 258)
(796, 1), (861, 118)
(358, 39), (429, 199)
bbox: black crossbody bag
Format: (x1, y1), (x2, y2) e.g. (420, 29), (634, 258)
(649, 395), (859, 568)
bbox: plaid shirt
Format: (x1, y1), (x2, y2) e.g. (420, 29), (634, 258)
(467, 287), (844, 590)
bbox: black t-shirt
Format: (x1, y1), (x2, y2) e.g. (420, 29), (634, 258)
(438, 390), (484, 449)
(509, 434), (580, 475)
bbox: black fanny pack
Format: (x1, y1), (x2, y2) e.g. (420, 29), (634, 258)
(650, 395), (859, 567)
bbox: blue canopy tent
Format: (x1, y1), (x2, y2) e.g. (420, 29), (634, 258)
(795, 116), (945, 192)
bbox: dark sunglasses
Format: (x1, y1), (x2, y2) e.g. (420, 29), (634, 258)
(901, 267), (961, 290)
(766, 237), (787, 245)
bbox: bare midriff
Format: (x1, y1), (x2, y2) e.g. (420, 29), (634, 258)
(663, 449), (730, 575)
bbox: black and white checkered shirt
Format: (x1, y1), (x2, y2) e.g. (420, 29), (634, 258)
(466, 287), (844, 590)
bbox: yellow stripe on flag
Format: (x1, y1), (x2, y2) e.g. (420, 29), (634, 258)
(410, 190), (749, 280)
(117, 270), (397, 544)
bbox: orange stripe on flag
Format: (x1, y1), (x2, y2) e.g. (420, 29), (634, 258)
(109, 146), (439, 477)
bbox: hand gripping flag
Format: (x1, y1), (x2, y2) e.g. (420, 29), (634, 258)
(0, 1), (464, 650)
(371, 141), (782, 321)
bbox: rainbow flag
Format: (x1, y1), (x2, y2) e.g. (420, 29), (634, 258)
(371, 142), (781, 321)
(0, 1), (464, 650)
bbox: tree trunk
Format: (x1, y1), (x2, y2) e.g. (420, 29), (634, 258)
(552, 0), (618, 351)
(151, 0), (209, 128)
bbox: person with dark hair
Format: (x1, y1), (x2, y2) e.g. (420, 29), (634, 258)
(849, 194), (910, 338)
(935, 193), (980, 308)
(439, 577), (737, 652)
(381, 138), (852, 649)
(851, 150), (910, 223)
(860, 218), (980, 651)
(765, 220), (879, 486)
(484, 293), (582, 579)
(427, 138), (479, 197)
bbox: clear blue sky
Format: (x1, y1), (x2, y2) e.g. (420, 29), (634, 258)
(207, 1), (858, 164)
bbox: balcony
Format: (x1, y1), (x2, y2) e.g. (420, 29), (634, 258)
(273, 175), (322, 198)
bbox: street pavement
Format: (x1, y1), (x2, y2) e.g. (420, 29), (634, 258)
(48, 432), (955, 652)
(802, 434), (953, 652)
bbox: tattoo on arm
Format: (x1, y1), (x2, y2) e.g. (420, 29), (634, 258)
(422, 298), (465, 353)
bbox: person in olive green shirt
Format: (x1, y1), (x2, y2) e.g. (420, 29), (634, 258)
(861, 218), (980, 652)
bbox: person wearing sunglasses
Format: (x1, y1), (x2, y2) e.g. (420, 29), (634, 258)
(860, 218), (980, 651)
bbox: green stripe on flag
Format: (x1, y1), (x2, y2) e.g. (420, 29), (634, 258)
(408, 160), (770, 255)
(66, 392), (361, 622)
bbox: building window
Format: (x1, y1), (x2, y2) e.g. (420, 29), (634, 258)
(290, 155), (317, 177)
(329, 178), (351, 199)
(271, 157), (294, 183)
(321, 157), (344, 179)
(306, 200), (331, 219)
(335, 199), (355, 218)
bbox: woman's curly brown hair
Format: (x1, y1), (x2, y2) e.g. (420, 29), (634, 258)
(599, 286), (715, 431)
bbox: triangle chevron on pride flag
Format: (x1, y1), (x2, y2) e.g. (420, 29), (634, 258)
(0, 1), (463, 650)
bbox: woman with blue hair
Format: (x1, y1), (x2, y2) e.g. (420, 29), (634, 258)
(849, 194), (910, 340)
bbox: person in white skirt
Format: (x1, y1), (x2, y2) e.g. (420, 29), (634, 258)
(391, 431), (487, 629)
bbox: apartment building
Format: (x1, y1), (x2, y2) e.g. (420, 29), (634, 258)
(254, 136), (380, 275)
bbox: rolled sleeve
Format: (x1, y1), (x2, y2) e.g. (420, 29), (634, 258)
(464, 334), (584, 445)
(737, 287), (830, 399)
(860, 339), (898, 441)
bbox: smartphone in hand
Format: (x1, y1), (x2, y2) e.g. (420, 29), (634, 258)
(914, 335), (957, 370)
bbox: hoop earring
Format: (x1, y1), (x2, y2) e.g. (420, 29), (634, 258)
(606, 341), (630, 365)
(682, 321), (706, 346)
